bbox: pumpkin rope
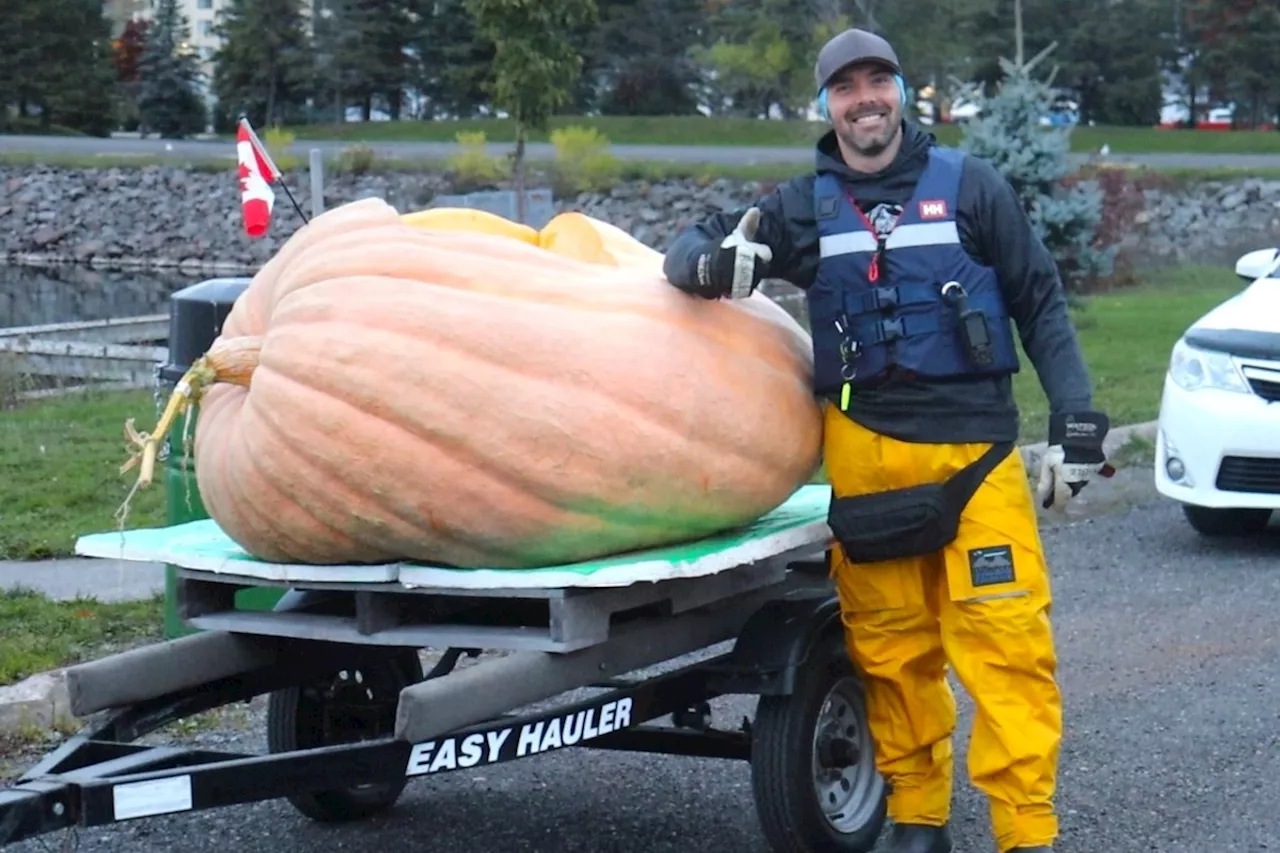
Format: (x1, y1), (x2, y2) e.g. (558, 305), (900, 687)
(116, 336), (262, 520)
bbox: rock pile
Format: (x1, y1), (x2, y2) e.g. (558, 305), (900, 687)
(3, 163), (1277, 276)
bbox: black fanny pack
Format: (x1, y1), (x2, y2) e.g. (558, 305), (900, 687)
(826, 441), (1014, 564)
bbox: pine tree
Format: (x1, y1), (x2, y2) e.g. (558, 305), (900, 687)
(211, 0), (313, 128)
(136, 0), (207, 137)
(959, 52), (1114, 294)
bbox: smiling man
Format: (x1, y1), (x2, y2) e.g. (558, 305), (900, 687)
(661, 27), (1112, 853)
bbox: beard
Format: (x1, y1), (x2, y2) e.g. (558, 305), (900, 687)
(836, 104), (902, 158)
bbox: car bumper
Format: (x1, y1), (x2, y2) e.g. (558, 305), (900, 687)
(1154, 374), (1280, 510)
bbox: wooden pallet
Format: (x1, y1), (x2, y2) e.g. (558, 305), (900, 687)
(174, 546), (829, 653)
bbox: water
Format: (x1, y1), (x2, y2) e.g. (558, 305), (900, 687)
(0, 263), (210, 329)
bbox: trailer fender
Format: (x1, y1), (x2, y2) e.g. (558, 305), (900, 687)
(715, 594), (845, 696)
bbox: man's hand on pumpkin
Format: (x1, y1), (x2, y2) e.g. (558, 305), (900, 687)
(694, 207), (774, 299)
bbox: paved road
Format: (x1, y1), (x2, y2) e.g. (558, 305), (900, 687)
(5, 480), (1279, 853)
(5, 132), (1280, 170)
(0, 557), (163, 603)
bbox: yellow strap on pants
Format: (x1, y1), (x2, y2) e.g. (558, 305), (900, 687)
(823, 403), (1061, 853)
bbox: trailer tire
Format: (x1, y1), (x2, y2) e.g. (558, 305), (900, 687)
(749, 632), (886, 853)
(268, 649), (424, 823)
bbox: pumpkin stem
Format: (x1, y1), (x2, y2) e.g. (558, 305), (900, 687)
(119, 336), (262, 491)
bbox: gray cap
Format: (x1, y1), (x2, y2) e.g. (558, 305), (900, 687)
(814, 28), (901, 90)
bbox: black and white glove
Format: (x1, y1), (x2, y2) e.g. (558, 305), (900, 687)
(1036, 411), (1115, 511)
(693, 207), (773, 299)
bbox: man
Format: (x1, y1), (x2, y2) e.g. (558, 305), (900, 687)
(662, 28), (1112, 853)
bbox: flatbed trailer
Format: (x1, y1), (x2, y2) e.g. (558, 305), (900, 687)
(0, 485), (888, 852)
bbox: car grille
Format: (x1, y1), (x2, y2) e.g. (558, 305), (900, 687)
(1241, 363), (1280, 402)
(1247, 376), (1280, 402)
(1215, 456), (1280, 494)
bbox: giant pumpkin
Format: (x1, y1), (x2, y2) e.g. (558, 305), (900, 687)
(123, 197), (822, 569)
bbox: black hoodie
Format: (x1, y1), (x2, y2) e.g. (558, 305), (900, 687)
(661, 122), (1095, 446)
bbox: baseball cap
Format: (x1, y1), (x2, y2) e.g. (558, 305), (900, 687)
(814, 28), (901, 90)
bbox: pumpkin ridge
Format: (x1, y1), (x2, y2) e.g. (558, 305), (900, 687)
(268, 272), (814, 403)
(264, 314), (802, 505)
(239, 203), (402, 337)
(254, 344), (681, 541)
(234, 380), (455, 563)
(234, 363), (581, 565)
(198, 391), (321, 563)
(262, 232), (787, 353)
(210, 388), (355, 563)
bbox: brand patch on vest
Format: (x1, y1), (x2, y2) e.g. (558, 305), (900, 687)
(818, 195), (839, 219)
(918, 199), (948, 219)
(968, 545), (1015, 586)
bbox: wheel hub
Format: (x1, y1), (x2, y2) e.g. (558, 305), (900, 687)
(810, 676), (883, 834)
(815, 726), (861, 770)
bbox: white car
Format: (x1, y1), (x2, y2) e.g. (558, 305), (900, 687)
(1154, 247), (1280, 536)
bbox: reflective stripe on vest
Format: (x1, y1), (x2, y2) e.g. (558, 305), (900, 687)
(819, 221), (960, 257)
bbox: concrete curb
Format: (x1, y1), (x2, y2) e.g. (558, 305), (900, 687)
(0, 419), (1161, 742)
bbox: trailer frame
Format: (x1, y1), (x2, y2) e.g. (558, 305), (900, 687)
(0, 550), (888, 853)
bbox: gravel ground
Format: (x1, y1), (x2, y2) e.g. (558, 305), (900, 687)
(4, 475), (1279, 853)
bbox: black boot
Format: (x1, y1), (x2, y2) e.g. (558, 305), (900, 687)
(884, 822), (953, 853)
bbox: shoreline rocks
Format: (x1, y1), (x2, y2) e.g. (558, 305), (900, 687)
(3, 163), (1279, 276)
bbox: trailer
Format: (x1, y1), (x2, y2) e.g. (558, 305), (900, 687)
(0, 484), (888, 853)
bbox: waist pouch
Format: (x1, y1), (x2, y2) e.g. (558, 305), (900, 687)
(826, 441), (1014, 564)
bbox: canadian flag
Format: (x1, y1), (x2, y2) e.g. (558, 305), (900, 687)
(236, 118), (281, 238)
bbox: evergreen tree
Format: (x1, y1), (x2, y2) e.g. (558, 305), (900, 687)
(585, 0), (704, 115)
(411, 0), (495, 118)
(136, 0), (206, 137)
(959, 53), (1113, 294)
(211, 0), (313, 128)
(0, 0), (119, 135)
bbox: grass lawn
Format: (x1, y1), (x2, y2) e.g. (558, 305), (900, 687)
(0, 588), (162, 686)
(0, 388), (167, 561)
(1011, 264), (1245, 440)
(275, 115), (1280, 154)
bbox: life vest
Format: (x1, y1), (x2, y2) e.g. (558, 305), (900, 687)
(807, 146), (1020, 401)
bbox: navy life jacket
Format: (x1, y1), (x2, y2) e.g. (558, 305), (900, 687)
(807, 146), (1020, 400)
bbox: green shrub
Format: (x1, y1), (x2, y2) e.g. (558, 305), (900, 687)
(336, 143), (378, 175)
(447, 131), (508, 189)
(550, 125), (621, 194)
(263, 126), (300, 173)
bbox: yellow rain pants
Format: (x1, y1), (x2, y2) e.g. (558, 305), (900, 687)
(823, 403), (1061, 853)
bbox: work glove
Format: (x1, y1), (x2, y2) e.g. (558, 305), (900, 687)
(1035, 411), (1116, 511)
(693, 207), (773, 299)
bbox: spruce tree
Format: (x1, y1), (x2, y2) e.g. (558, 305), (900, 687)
(136, 0), (207, 137)
(959, 53), (1113, 294)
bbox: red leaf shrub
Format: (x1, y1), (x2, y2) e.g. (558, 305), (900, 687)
(1062, 163), (1178, 291)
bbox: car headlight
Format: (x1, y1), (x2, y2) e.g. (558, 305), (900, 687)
(1168, 337), (1248, 393)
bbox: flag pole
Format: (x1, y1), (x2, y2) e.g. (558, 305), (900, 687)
(238, 116), (310, 227)
(276, 178), (309, 224)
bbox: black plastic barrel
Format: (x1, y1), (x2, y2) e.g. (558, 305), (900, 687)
(158, 277), (281, 636)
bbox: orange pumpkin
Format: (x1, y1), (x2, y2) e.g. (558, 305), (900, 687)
(127, 198), (822, 569)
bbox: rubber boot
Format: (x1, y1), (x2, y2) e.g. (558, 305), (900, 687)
(883, 822), (953, 853)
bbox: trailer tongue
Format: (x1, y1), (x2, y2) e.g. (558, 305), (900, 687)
(0, 484), (888, 853)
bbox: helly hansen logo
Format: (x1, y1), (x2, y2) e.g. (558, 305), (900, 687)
(919, 200), (948, 219)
